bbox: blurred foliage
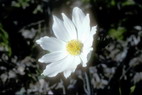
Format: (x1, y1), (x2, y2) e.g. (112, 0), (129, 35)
(11, 0), (30, 9)
(0, 24), (11, 56)
(108, 27), (126, 40)
(0, 0), (142, 95)
(0, 0), (44, 94)
(90, 0), (142, 95)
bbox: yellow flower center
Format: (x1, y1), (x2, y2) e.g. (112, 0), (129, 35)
(66, 40), (83, 55)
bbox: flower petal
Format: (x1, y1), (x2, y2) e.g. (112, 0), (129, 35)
(83, 25), (97, 48)
(63, 56), (81, 78)
(52, 16), (71, 42)
(78, 14), (90, 42)
(70, 56), (81, 70)
(61, 13), (77, 39)
(38, 51), (68, 63)
(72, 7), (85, 33)
(80, 48), (93, 67)
(63, 70), (73, 78)
(36, 36), (66, 52)
(42, 55), (74, 77)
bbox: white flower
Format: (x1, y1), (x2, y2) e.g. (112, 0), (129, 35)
(36, 7), (97, 78)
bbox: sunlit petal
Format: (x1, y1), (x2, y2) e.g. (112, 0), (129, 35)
(78, 14), (90, 42)
(72, 7), (85, 34)
(83, 25), (97, 48)
(61, 13), (77, 39)
(38, 51), (68, 63)
(80, 48), (93, 67)
(63, 70), (73, 78)
(52, 16), (71, 42)
(36, 36), (66, 52)
(42, 55), (74, 77)
(63, 56), (81, 78)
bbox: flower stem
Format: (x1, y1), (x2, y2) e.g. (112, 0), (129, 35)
(83, 71), (93, 95)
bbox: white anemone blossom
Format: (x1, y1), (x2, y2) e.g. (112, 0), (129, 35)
(36, 7), (97, 78)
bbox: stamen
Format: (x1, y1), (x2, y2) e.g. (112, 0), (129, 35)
(66, 40), (83, 55)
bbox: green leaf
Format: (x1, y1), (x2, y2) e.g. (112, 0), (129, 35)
(130, 86), (136, 94)
(33, 5), (43, 14)
(0, 24), (12, 56)
(108, 27), (126, 40)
